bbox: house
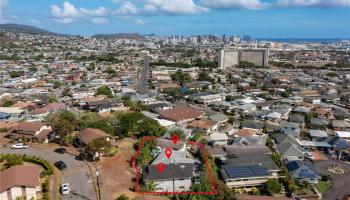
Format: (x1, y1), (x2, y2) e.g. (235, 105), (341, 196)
(293, 106), (311, 114)
(327, 136), (350, 151)
(285, 160), (319, 184)
(224, 146), (280, 178)
(30, 102), (66, 119)
(332, 120), (350, 131)
(0, 165), (41, 200)
(142, 149), (195, 192)
(314, 107), (330, 119)
(76, 128), (112, 158)
(266, 112), (282, 123)
(159, 106), (204, 123)
(236, 104), (256, 114)
(82, 99), (124, 112)
(10, 121), (54, 143)
(231, 135), (267, 147)
(280, 122), (301, 138)
(277, 143), (306, 161)
(309, 129), (328, 141)
(208, 113), (229, 127)
(220, 164), (273, 189)
(196, 94), (223, 105)
(334, 131), (350, 142)
(210, 132), (228, 146)
(310, 118), (330, 128)
(188, 119), (218, 134)
(289, 114), (305, 127)
(274, 104), (293, 120)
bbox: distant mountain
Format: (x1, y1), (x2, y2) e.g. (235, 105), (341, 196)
(92, 33), (142, 39)
(0, 23), (72, 36)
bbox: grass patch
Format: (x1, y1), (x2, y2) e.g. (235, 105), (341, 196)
(316, 180), (330, 194)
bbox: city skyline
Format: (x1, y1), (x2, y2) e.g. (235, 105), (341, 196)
(1, 0), (350, 38)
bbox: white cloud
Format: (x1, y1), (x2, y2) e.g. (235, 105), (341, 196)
(143, 0), (209, 15)
(116, 1), (138, 15)
(0, 0), (9, 19)
(50, 1), (108, 24)
(80, 6), (107, 17)
(91, 17), (108, 24)
(201, 0), (270, 10)
(51, 1), (80, 18)
(277, 0), (350, 7)
(54, 18), (74, 24)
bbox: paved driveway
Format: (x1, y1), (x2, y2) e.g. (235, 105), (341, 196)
(1, 147), (96, 200)
(313, 160), (350, 200)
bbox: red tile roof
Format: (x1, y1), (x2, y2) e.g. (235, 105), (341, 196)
(159, 106), (203, 122)
(31, 102), (65, 115)
(0, 165), (40, 193)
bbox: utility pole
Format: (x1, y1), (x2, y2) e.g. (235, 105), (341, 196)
(96, 169), (102, 200)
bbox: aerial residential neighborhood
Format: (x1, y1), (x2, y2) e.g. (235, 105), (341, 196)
(0, 1), (350, 200)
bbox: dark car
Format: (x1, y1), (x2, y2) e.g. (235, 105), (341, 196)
(54, 148), (66, 154)
(55, 161), (67, 170)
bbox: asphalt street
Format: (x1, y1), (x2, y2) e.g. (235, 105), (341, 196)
(313, 160), (350, 200)
(1, 147), (96, 200)
(137, 56), (150, 94)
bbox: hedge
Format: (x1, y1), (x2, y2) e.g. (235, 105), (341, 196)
(0, 154), (54, 177)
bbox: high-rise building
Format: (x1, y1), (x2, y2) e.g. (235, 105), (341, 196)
(218, 48), (269, 68)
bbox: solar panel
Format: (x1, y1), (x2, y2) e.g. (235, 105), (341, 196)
(299, 172), (316, 179)
(224, 165), (268, 178)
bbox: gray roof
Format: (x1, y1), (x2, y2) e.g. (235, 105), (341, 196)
(309, 129), (328, 138)
(143, 163), (194, 181)
(332, 120), (350, 128)
(277, 143), (305, 158)
(282, 121), (299, 129)
(208, 113), (228, 122)
(310, 118), (330, 126)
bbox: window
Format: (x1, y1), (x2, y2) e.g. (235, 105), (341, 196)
(179, 186), (185, 189)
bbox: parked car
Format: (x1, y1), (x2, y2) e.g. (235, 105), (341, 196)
(54, 148), (66, 154)
(61, 183), (70, 195)
(11, 143), (28, 149)
(55, 161), (67, 170)
(304, 152), (315, 161)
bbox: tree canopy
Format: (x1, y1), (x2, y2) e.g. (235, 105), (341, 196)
(170, 69), (193, 85)
(96, 85), (113, 98)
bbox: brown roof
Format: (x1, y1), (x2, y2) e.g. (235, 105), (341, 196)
(11, 101), (35, 109)
(188, 119), (217, 130)
(0, 165), (40, 193)
(31, 102), (65, 115)
(16, 121), (45, 133)
(79, 128), (110, 144)
(234, 128), (258, 137)
(158, 83), (180, 90)
(314, 107), (329, 115)
(159, 106), (203, 122)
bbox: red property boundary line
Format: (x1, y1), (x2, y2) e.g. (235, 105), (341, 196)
(131, 136), (218, 195)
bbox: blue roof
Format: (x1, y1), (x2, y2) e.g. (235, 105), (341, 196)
(224, 165), (269, 178)
(0, 112), (11, 119)
(299, 172), (316, 179)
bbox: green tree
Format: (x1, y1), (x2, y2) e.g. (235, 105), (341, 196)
(52, 80), (62, 89)
(197, 71), (211, 81)
(96, 85), (113, 98)
(29, 66), (37, 72)
(265, 179), (282, 194)
(170, 69), (192, 85)
(9, 71), (24, 78)
(2, 99), (15, 107)
(88, 137), (112, 155)
(87, 63), (96, 71)
(47, 110), (78, 143)
(116, 194), (129, 200)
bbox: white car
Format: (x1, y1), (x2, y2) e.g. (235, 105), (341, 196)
(304, 152), (315, 160)
(11, 143), (28, 149)
(61, 183), (70, 195)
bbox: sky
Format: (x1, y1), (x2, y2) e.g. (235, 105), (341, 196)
(0, 0), (350, 38)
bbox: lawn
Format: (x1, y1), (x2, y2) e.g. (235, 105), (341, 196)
(316, 181), (330, 194)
